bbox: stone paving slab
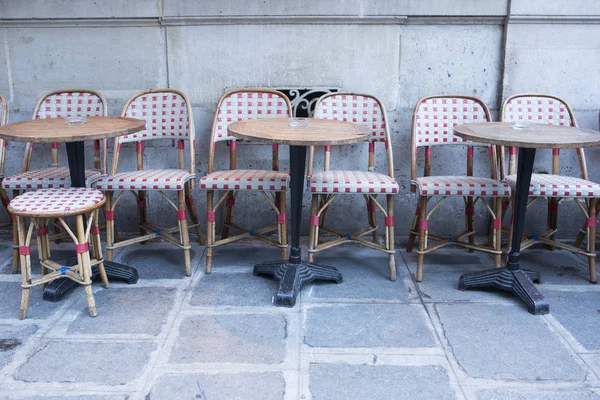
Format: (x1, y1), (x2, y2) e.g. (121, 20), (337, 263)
(0, 396), (127, 400)
(169, 313), (287, 364)
(0, 282), (70, 320)
(146, 372), (285, 400)
(476, 388), (600, 399)
(304, 304), (436, 348)
(15, 341), (156, 385)
(402, 247), (493, 275)
(112, 241), (202, 279)
(544, 289), (600, 351)
(516, 250), (590, 285)
(208, 242), (286, 271)
(435, 303), (586, 381)
(0, 324), (37, 369)
(67, 287), (177, 336)
(305, 247), (414, 302)
(190, 272), (279, 307)
(309, 363), (456, 400)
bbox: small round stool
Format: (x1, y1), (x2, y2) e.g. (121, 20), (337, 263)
(8, 188), (108, 319)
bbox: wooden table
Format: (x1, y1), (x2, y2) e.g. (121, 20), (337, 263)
(228, 117), (370, 306)
(0, 116), (145, 300)
(453, 122), (600, 314)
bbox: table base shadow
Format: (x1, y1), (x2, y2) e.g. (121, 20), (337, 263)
(43, 260), (139, 302)
(458, 267), (549, 315)
(254, 260), (342, 307)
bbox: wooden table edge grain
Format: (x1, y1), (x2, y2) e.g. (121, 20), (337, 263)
(453, 122), (600, 149)
(0, 116), (145, 143)
(227, 118), (370, 146)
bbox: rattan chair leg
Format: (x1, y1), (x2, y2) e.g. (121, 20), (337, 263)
(105, 191), (115, 262)
(76, 214), (97, 317)
(37, 219), (49, 290)
(178, 191), (192, 276)
(416, 197), (428, 282)
(547, 197), (559, 250)
(466, 196), (475, 252)
(278, 191), (288, 260)
(387, 194), (396, 281)
(574, 220), (587, 248)
(367, 196), (379, 243)
(406, 204), (419, 253)
(221, 192), (235, 239)
(92, 210), (109, 288)
(12, 190), (20, 273)
(206, 190), (214, 274)
(17, 216), (30, 319)
(185, 183), (204, 245)
(308, 194), (319, 263)
(494, 198), (503, 269)
(137, 190), (147, 239)
(588, 198), (597, 283)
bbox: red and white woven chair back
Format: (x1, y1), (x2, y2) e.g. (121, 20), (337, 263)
(35, 90), (105, 120)
(413, 96), (491, 148)
(120, 90), (192, 143)
(212, 90), (291, 143)
(502, 94), (575, 127)
(314, 94), (387, 143)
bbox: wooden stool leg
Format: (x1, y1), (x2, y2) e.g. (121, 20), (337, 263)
(386, 194), (396, 281)
(221, 192), (235, 239)
(277, 191), (288, 260)
(407, 204), (420, 253)
(76, 215), (97, 317)
(367, 196), (379, 243)
(206, 191), (214, 274)
(178, 191), (192, 276)
(494, 198), (503, 269)
(92, 210), (109, 288)
(308, 194), (319, 263)
(588, 198), (597, 283)
(12, 190), (20, 273)
(416, 197), (428, 282)
(17, 216), (31, 319)
(185, 183), (205, 245)
(105, 191), (115, 262)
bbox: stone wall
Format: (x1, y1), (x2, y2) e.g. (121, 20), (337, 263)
(1, 0), (599, 237)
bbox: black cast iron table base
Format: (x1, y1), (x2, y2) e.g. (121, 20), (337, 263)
(43, 260), (139, 302)
(458, 147), (549, 315)
(254, 260), (342, 307)
(458, 267), (548, 314)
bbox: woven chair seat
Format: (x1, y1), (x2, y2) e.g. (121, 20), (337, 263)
(310, 171), (399, 194)
(505, 174), (600, 198)
(200, 169), (289, 191)
(413, 176), (511, 197)
(3, 167), (101, 190)
(95, 169), (193, 191)
(8, 188), (105, 217)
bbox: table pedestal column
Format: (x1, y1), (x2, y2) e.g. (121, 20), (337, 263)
(458, 147), (549, 315)
(253, 145), (342, 307)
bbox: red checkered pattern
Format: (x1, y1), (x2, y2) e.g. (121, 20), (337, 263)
(315, 94), (386, 142)
(36, 92), (104, 119)
(200, 170), (289, 191)
(414, 97), (489, 147)
(95, 169), (193, 191)
(9, 188), (104, 215)
(3, 167), (101, 190)
(413, 176), (511, 197)
(310, 171), (399, 194)
(503, 96), (573, 126)
(120, 92), (190, 143)
(213, 91), (290, 142)
(504, 174), (600, 198)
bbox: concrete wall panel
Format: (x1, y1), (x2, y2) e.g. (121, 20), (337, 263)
(0, 29), (10, 108)
(511, 0), (600, 16)
(167, 24), (401, 109)
(0, 0), (161, 19)
(6, 27), (167, 113)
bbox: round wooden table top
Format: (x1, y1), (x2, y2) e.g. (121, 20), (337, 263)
(0, 116), (145, 143)
(227, 118), (370, 146)
(453, 122), (600, 149)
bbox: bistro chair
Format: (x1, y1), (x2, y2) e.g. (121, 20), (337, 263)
(501, 94), (600, 283)
(307, 93), (399, 280)
(3, 90), (107, 272)
(407, 95), (511, 281)
(199, 88), (292, 273)
(95, 89), (203, 276)
(9, 188), (108, 319)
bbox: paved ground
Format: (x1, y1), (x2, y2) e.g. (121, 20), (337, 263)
(0, 235), (599, 399)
